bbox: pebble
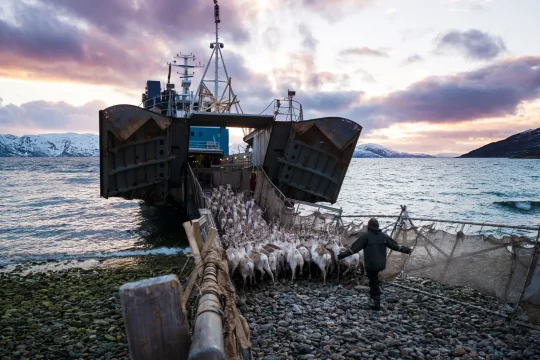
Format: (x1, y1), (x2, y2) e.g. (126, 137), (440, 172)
(0, 255), (194, 360)
(238, 276), (540, 359)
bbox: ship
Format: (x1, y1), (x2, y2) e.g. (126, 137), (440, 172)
(98, 0), (362, 219)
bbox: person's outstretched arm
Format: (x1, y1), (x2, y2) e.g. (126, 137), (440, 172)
(386, 235), (412, 254)
(338, 233), (368, 260)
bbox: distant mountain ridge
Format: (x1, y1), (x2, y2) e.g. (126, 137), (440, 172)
(0, 133), (437, 158)
(353, 143), (436, 158)
(460, 127), (540, 158)
(0, 133), (98, 157)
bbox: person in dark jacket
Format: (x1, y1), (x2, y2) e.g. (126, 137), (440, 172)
(249, 169), (257, 192)
(338, 218), (412, 310)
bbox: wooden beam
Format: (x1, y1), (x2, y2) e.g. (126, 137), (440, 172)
(182, 224), (219, 310)
(119, 275), (191, 360)
(201, 228), (217, 257)
(187, 227), (223, 360)
(188, 261), (225, 360)
(183, 221), (201, 256)
(192, 220), (205, 252)
(182, 222), (203, 310)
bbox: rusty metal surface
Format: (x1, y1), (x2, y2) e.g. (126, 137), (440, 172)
(101, 105), (172, 141)
(262, 117), (362, 204)
(291, 117), (362, 151)
(99, 105), (188, 205)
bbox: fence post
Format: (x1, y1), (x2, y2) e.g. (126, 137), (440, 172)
(515, 228), (540, 310)
(119, 275), (191, 360)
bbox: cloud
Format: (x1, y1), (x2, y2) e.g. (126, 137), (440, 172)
(340, 47), (389, 57)
(402, 54), (424, 66)
(0, 99), (106, 135)
(435, 29), (507, 60)
(0, 0), (254, 89)
(47, 0), (250, 43)
(292, 0), (372, 20)
(218, 51), (275, 104)
(401, 28), (435, 42)
(447, 0), (495, 12)
(263, 26), (281, 48)
(346, 56), (540, 128)
(355, 69), (376, 82)
(298, 24), (319, 50)
(360, 115), (539, 155)
(299, 91), (363, 115)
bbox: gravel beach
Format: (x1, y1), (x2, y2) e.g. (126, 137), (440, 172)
(2, 257), (540, 360)
(238, 276), (540, 360)
(0, 255), (194, 360)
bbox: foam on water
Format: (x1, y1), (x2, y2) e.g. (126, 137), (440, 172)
(0, 247), (188, 266)
(493, 200), (540, 213)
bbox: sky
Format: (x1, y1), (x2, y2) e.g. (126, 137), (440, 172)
(0, 0), (539, 156)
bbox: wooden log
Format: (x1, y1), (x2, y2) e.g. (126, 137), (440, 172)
(183, 221), (201, 256)
(202, 228), (218, 257)
(119, 275), (191, 360)
(192, 219), (205, 253)
(188, 263), (225, 360)
(182, 225), (218, 309)
(182, 221), (203, 310)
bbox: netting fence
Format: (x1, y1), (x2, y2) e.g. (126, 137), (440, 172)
(254, 166), (344, 231)
(340, 210), (540, 314)
(216, 166), (540, 318)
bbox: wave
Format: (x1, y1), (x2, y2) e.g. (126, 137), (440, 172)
(493, 201), (540, 213)
(0, 246), (188, 267)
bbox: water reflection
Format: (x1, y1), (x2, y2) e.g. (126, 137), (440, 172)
(130, 202), (190, 249)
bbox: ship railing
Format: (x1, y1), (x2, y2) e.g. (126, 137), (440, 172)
(254, 165), (343, 229)
(189, 140), (220, 150)
(137, 95), (191, 117)
(258, 98), (304, 122)
(188, 164), (207, 210)
(220, 153), (251, 165)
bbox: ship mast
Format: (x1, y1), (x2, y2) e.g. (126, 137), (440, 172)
(189, 0), (243, 115)
(170, 53), (203, 116)
(214, 0), (220, 99)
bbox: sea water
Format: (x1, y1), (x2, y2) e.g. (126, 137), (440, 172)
(0, 157), (538, 266)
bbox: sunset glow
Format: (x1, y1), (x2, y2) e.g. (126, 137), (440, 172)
(1, 0), (539, 156)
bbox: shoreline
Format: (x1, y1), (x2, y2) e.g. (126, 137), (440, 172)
(0, 254), (195, 360)
(2, 255), (539, 360)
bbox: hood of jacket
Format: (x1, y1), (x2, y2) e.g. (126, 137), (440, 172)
(368, 226), (382, 234)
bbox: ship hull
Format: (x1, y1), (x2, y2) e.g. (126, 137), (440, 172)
(99, 104), (362, 208)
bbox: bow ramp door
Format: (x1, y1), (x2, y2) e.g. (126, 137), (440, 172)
(261, 117), (362, 204)
(99, 105), (189, 205)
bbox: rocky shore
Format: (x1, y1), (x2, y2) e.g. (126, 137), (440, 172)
(238, 276), (540, 360)
(2, 257), (540, 360)
(0, 255), (194, 360)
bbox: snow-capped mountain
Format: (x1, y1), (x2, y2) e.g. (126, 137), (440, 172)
(0, 133), (99, 157)
(353, 143), (435, 158)
(460, 127), (540, 158)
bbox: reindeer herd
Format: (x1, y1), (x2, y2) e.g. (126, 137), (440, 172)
(207, 185), (365, 288)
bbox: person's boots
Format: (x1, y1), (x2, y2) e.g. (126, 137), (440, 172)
(368, 295), (381, 310)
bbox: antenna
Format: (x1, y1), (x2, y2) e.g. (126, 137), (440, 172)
(189, 0), (242, 116)
(171, 52), (203, 115)
(214, 0), (220, 98)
